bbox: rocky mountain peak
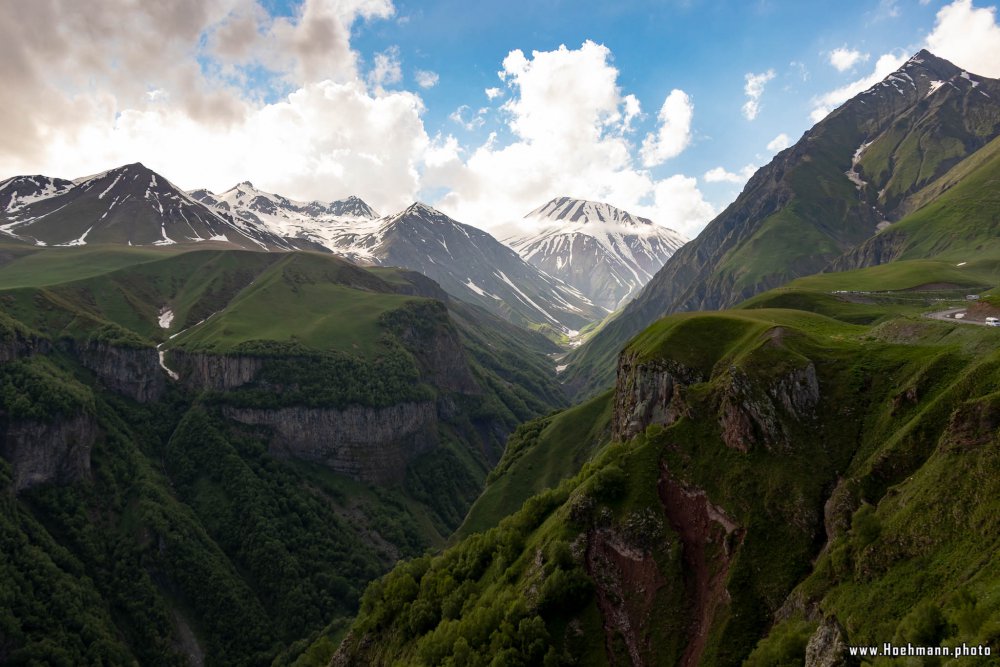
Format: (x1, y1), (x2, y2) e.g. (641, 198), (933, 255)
(326, 195), (378, 219)
(901, 49), (962, 79)
(402, 202), (442, 217)
(525, 196), (654, 228)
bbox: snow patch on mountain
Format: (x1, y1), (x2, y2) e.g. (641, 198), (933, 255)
(504, 197), (687, 310)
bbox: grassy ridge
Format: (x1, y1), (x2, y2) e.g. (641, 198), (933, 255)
(169, 254), (421, 356)
(0, 244), (188, 289)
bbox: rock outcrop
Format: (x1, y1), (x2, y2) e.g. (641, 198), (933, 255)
(170, 351), (265, 391)
(612, 353), (702, 441)
(613, 344), (819, 450)
(718, 362), (819, 451)
(0, 329), (48, 362)
(74, 342), (167, 402)
(942, 395), (1000, 450)
(1, 414), (96, 492)
(805, 616), (857, 667)
(222, 401), (437, 484)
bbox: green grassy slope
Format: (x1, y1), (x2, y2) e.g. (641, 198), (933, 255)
(0, 245), (567, 666)
(335, 297), (1000, 666)
(0, 243), (188, 289)
(167, 253), (420, 356)
(837, 132), (1000, 271)
(458, 390), (614, 538)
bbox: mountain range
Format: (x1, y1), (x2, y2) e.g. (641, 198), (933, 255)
(4, 169), (673, 334)
(189, 184), (610, 333)
(4, 47), (1000, 667)
(0, 163), (291, 250)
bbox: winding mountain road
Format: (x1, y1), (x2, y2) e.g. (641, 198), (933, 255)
(923, 308), (993, 327)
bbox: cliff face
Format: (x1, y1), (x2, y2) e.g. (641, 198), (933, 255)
(401, 320), (479, 395)
(0, 330), (49, 362)
(1, 413), (96, 492)
(170, 351), (264, 391)
(612, 353), (703, 441)
(718, 362), (819, 452)
(74, 342), (167, 402)
(163, 305), (481, 483)
(222, 401), (438, 484)
(612, 345), (820, 451)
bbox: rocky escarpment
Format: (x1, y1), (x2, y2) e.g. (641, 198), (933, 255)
(612, 352), (703, 441)
(718, 362), (819, 452)
(805, 616), (857, 667)
(73, 341), (167, 402)
(1, 413), (96, 492)
(0, 328), (49, 362)
(827, 228), (907, 272)
(222, 401), (437, 484)
(169, 351), (265, 391)
(613, 329), (820, 450)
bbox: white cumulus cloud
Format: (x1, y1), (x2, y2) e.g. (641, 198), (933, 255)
(829, 47), (869, 72)
(809, 52), (907, 123)
(449, 104), (485, 130)
(703, 164), (756, 184)
(368, 45), (402, 90)
(766, 133), (790, 152)
(640, 90), (693, 167)
(424, 41), (714, 236)
(742, 69), (775, 120)
(925, 0), (1000, 77)
(414, 69), (439, 88)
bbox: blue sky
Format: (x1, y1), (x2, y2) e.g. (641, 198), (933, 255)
(348, 0), (946, 206)
(2, 0), (999, 235)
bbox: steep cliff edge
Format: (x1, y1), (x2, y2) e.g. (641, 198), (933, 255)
(169, 350), (265, 391)
(1, 413), (96, 492)
(612, 354), (701, 441)
(378, 300), (480, 395)
(0, 312), (49, 362)
(222, 402), (438, 484)
(0, 357), (97, 492)
(73, 341), (167, 402)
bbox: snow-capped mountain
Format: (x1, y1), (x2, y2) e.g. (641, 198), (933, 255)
(0, 163), (289, 249)
(353, 203), (607, 333)
(190, 182), (382, 262)
(190, 186), (606, 332)
(325, 195), (379, 219)
(0, 175), (74, 214)
(503, 197), (687, 310)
